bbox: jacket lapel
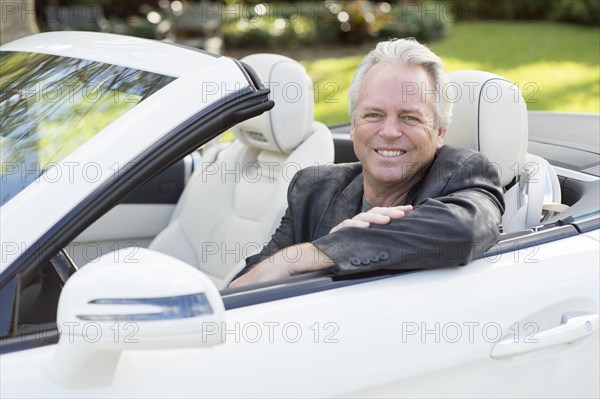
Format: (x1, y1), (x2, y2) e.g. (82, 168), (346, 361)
(314, 168), (364, 238)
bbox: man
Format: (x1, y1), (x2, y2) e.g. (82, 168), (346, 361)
(229, 38), (504, 288)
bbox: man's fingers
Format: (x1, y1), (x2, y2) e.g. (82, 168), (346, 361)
(369, 205), (413, 219)
(330, 219), (370, 234)
(362, 206), (412, 221)
(336, 219), (371, 230)
(329, 205), (414, 234)
(353, 212), (392, 224)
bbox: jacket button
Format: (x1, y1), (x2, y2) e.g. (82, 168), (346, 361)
(370, 254), (379, 262)
(379, 252), (389, 260)
(350, 257), (361, 266)
(361, 257), (370, 265)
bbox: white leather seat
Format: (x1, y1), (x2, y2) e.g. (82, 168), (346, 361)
(444, 70), (563, 233)
(150, 54), (334, 289)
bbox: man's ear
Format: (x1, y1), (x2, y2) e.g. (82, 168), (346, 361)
(436, 127), (446, 148)
(350, 122), (355, 141)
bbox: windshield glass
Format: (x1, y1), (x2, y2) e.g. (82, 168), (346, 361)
(0, 51), (175, 206)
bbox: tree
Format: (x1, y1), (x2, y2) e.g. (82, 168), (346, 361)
(1, 0), (39, 45)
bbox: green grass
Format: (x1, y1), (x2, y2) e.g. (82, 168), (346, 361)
(303, 22), (600, 126)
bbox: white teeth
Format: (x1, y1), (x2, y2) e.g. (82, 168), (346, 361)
(376, 150), (405, 157)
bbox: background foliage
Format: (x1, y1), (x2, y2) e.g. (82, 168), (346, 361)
(221, 1), (451, 48)
(29, 0), (600, 126)
(305, 21), (600, 125)
(445, 0), (600, 25)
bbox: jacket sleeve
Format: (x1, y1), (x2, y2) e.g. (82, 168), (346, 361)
(312, 152), (505, 275)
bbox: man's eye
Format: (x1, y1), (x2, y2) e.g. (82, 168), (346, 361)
(365, 113), (382, 119)
(401, 115), (420, 125)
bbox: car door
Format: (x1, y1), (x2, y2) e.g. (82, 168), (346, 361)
(116, 227), (597, 398)
(1, 225), (597, 398)
(213, 228), (598, 398)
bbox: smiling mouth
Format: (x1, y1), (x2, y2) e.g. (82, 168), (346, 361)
(376, 149), (406, 157)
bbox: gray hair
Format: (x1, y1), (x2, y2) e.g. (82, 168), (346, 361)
(348, 38), (452, 129)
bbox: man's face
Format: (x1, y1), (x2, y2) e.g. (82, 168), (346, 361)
(351, 63), (446, 190)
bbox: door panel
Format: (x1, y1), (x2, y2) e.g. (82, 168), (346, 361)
(66, 155), (193, 266)
(66, 203), (175, 266)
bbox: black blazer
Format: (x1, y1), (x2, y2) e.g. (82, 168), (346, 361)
(241, 145), (505, 276)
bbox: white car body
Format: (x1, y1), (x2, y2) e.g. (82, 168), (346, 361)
(1, 32), (598, 398)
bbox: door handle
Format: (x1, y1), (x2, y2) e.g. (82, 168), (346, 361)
(491, 312), (599, 359)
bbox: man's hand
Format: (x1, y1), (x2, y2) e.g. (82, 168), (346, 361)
(228, 243), (334, 289)
(329, 205), (412, 234)
(229, 206), (413, 289)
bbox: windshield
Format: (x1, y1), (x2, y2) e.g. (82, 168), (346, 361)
(0, 51), (175, 206)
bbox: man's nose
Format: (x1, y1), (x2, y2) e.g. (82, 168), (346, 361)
(379, 116), (403, 139)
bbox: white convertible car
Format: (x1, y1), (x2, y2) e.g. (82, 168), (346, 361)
(1, 32), (598, 398)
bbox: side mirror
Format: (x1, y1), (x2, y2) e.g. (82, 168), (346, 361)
(49, 248), (224, 388)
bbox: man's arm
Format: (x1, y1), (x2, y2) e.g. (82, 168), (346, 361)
(313, 151), (504, 275)
(228, 243), (334, 288)
(229, 206), (412, 288)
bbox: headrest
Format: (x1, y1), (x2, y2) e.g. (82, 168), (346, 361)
(444, 70), (528, 187)
(233, 54), (314, 154)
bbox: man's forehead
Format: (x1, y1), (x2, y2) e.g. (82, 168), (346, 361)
(359, 103), (427, 114)
(359, 64), (436, 108)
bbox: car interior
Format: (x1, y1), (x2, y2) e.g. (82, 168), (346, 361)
(3, 59), (599, 347)
(148, 53), (335, 289)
